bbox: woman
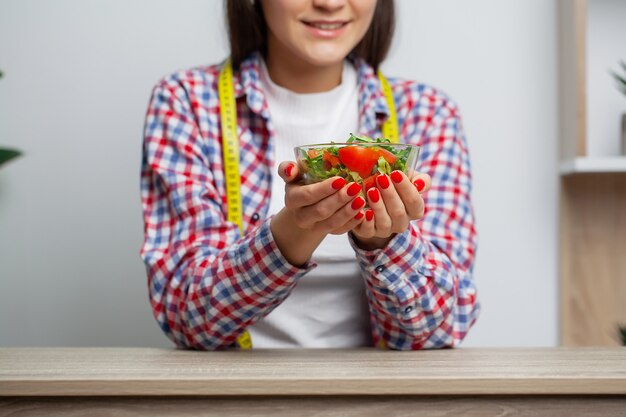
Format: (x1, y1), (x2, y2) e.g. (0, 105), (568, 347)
(141, 0), (480, 350)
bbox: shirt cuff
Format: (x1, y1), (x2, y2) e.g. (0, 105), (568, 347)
(348, 226), (434, 307)
(234, 217), (317, 298)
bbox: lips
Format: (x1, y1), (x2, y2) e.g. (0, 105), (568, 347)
(302, 21), (349, 30)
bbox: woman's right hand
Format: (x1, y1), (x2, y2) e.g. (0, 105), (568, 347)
(277, 161), (366, 236)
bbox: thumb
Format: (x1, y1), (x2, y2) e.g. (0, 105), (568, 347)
(277, 161), (302, 183)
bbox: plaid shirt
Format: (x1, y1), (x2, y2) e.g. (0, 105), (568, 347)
(141, 52), (480, 350)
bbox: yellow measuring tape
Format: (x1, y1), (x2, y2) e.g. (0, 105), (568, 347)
(218, 58), (398, 349)
(218, 60), (244, 235)
(377, 69), (399, 144)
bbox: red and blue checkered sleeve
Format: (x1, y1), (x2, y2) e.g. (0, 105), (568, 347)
(349, 97), (480, 350)
(140, 80), (315, 350)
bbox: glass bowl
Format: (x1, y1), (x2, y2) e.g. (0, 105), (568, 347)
(294, 142), (420, 195)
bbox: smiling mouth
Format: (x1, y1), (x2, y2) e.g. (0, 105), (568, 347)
(303, 21), (349, 30)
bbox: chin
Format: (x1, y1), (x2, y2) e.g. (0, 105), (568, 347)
(299, 47), (353, 67)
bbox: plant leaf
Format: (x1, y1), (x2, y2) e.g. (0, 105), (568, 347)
(610, 70), (626, 96)
(0, 148), (22, 167)
(620, 326), (626, 346)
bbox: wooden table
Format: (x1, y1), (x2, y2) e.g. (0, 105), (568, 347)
(1, 347), (625, 416)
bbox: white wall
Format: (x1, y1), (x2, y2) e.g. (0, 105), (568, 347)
(587, 0), (626, 157)
(0, 0), (559, 347)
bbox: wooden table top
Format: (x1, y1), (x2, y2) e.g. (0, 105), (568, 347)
(1, 347), (625, 396)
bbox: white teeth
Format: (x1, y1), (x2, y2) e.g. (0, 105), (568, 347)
(309, 23), (344, 30)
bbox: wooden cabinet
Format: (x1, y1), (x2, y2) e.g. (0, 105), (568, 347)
(558, 0), (626, 346)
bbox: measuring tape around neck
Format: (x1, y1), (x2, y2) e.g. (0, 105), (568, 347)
(217, 58), (398, 349)
(377, 69), (399, 144)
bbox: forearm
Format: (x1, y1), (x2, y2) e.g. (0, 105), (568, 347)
(144, 219), (316, 350)
(270, 208), (326, 267)
(349, 226), (479, 350)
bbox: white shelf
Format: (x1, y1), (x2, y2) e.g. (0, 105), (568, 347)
(560, 156), (626, 175)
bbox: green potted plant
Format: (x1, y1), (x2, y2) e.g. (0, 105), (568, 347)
(611, 61), (626, 155)
(0, 70), (22, 167)
(0, 148), (21, 167)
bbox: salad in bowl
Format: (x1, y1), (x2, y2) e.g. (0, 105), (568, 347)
(294, 134), (420, 194)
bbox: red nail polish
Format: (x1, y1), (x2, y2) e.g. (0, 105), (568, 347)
(354, 211), (364, 220)
(367, 187), (380, 203)
(365, 209), (374, 221)
(347, 182), (361, 197)
(284, 164), (294, 177)
(390, 171), (403, 184)
(414, 178), (425, 192)
(351, 197), (366, 210)
(377, 174), (390, 189)
(332, 177), (346, 190)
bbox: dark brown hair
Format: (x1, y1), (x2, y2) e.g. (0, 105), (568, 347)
(225, 0), (395, 71)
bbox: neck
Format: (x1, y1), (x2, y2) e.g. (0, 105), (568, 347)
(265, 41), (344, 94)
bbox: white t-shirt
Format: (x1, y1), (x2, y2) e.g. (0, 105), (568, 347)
(247, 60), (372, 348)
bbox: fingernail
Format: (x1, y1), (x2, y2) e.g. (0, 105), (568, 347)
(365, 209), (374, 221)
(377, 174), (390, 189)
(367, 187), (380, 203)
(390, 171), (403, 184)
(332, 177), (346, 190)
(354, 211), (364, 220)
(284, 163), (294, 177)
(347, 182), (361, 197)
(351, 196), (366, 210)
(414, 178), (425, 192)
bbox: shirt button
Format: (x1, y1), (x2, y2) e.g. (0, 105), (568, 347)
(404, 306), (413, 314)
(251, 213), (260, 222)
(375, 265), (385, 273)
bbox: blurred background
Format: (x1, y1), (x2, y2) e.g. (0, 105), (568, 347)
(0, 0), (624, 348)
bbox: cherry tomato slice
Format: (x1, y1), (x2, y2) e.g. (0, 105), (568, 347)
(362, 174), (380, 193)
(338, 146), (379, 178)
(323, 150), (341, 170)
(376, 147), (397, 165)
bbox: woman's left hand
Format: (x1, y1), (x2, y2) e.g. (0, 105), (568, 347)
(350, 170), (431, 250)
